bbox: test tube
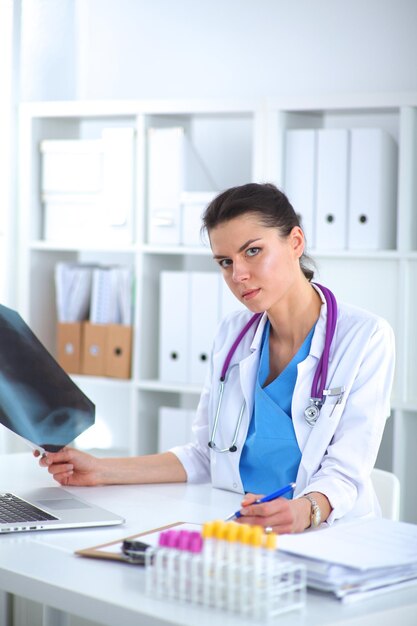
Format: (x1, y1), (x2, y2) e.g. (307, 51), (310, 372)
(201, 521), (216, 607)
(236, 523), (253, 616)
(212, 520), (228, 610)
(248, 525), (264, 620)
(224, 522), (240, 613)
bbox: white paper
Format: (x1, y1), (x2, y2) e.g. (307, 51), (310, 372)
(279, 518), (417, 570)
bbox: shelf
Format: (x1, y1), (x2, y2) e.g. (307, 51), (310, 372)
(71, 374), (134, 389)
(30, 240), (137, 253)
(311, 249), (402, 260)
(136, 379), (203, 395)
(140, 243), (212, 256)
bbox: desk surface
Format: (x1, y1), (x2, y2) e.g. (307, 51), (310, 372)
(0, 453), (416, 626)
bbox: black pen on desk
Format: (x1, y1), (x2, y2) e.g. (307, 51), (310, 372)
(225, 482), (296, 521)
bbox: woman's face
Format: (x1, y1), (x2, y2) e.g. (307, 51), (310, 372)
(209, 213), (305, 314)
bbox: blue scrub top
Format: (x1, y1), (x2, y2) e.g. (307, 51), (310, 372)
(239, 320), (315, 495)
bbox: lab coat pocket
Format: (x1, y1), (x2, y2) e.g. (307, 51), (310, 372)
(300, 399), (346, 475)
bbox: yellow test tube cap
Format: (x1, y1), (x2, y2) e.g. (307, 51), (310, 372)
(264, 532), (277, 550)
(213, 520), (228, 540)
(236, 523), (252, 545)
(202, 521), (215, 539)
(249, 525), (264, 547)
(225, 522), (239, 543)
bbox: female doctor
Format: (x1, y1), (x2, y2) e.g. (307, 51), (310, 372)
(37, 183), (395, 534)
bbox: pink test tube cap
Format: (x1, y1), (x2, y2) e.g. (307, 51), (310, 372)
(164, 530), (180, 548)
(189, 532), (203, 554)
(178, 530), (191, 551)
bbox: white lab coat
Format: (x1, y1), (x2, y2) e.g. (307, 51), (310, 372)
(172, 286), (396, 524)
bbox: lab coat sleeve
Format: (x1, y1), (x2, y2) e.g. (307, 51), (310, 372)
(300, 319), (395, 523)
(169, 358), (213, 484)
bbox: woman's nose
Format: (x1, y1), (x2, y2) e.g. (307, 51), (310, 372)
(232, 260), (249, 283)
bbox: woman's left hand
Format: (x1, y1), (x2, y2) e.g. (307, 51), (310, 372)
(236, 492), (311, 533)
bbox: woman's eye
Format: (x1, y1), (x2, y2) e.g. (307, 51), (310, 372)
(219, 258), (232, 269)
(246, 247), (260, 257)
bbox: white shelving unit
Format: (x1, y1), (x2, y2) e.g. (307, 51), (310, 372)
(17, 98), (261, 457)
(17, 95), (417, 522)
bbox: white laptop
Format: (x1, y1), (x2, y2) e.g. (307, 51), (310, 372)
(0, 303), (124, 533)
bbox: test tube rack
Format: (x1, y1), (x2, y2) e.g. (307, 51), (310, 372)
(145, 522), (306, 620)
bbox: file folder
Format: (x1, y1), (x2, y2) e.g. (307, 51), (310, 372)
(81, 323), (107, 376)
(159, 272), (189, 383)
(189, 272), (219, 385)
(284, 129), (317, 248)
(101, 128), (135, 243)
(348, 128), (397, 250)
(147, 127), (185, 245)
(104, 324), (132, 379)
(315, 129), (349, 250)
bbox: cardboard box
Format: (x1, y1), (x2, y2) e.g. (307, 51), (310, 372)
(105, 324), (132, 379)
(80, 322), (132, 379)
(57, 322), (83, 374)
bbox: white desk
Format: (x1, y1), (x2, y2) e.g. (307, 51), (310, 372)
(1, 453), (417, 626)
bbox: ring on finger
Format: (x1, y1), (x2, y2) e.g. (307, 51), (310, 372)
(264, 526), (273, 534)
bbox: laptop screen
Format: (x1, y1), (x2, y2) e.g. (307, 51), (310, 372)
(0, 304), (95, 452)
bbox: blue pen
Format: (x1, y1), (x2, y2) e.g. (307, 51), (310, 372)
(225, 482), (296, 521)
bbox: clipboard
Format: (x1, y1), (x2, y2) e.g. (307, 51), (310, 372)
(75, 522), (200, 564)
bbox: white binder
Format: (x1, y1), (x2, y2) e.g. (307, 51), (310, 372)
(159, 272), (189, 383)
(147, 127), (185, 245)
(219, 277), (246, 320)
(180, 191), (216, 247)
(315, 129), (349, 250)
(348, 128), (397, 250)
(189, 272), (219, 385)
(157, 407), (195, 452)
(101, 128), (135, 238)
(284, 129), (317, 248)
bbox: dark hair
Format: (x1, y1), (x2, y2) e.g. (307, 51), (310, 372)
(202, 182), (314, 281)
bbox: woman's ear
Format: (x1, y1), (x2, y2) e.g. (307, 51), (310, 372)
(289, 226), (305, 258)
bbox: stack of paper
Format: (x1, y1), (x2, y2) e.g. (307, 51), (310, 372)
(55, 263), (94, 322)
(278, 518), (417, 603)
(90, 266), (133, 325)
(55, 263), (133, 325)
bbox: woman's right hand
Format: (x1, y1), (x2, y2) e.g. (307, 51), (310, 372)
(34, 447), (102, 486)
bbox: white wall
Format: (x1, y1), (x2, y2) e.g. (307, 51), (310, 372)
(74, 0), (417, 100)
(18, 0), (417, 102)
(20, 0), (76, 101)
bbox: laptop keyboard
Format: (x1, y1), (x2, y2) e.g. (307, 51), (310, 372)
(0, 493), (58, 523)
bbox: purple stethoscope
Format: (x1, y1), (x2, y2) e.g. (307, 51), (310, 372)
(208, 283), (345, 453)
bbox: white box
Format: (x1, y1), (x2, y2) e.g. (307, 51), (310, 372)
(348, 129), (397, 250)
(41, 140), (103, 193)
(147, 127), (185, 245)
(284, 129), (317, 248)
(41, 129), (135, 244)
(315, 129), (349, 250)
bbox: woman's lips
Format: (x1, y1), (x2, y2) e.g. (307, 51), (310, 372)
(242, 288), (260, 301)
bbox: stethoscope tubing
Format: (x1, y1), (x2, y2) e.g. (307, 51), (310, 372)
(310, 283), (337, 400)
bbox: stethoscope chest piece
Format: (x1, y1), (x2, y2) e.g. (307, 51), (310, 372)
(304, 399), (322, 426)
